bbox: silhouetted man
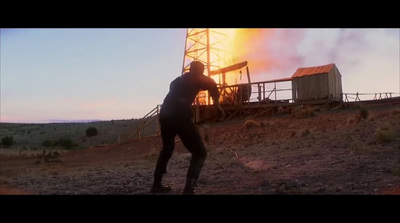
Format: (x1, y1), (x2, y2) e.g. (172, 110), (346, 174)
(151, 61), (225, 195)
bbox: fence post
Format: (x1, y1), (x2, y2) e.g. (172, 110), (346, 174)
(355, 92), (360, 101)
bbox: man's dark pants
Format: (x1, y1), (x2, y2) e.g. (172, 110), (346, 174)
(154, 113), (207, 181)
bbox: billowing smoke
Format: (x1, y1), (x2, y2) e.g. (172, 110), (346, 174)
(230, 28), (399, 94)
(298, 29), (399, 94)
(231, 28), (307, 81)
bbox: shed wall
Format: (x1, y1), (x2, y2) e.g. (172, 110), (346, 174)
(291, 64), (343, 102)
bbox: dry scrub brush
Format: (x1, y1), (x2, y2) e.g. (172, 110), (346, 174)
(349, 140), (370, 152)
(242, 120), (265, 145)
(291, 106), (316, 119)
(357, 105), (369, 120)
(243, 120), (263, 129)
(374, 122), (397, 143)
(347, 105), (370, 125)
(143, 148), (159, 161)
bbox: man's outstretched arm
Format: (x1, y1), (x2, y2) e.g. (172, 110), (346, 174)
(209, 84), (225, 120)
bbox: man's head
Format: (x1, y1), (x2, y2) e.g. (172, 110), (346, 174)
(189, 61), (205, 75)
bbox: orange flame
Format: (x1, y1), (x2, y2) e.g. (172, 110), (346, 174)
(189, 28), (303, 105)
(206, 28), (277, 85)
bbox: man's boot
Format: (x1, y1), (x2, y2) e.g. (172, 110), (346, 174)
(182, 177), (197, 195)
(150, 174), (172, 194)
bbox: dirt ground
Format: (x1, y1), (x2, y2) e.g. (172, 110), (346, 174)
(1, 102), (400, 195)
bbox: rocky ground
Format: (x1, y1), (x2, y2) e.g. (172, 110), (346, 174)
(1, 102), (400, 195)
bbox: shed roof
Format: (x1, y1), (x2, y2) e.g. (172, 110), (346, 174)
(292, 63), (336, 78)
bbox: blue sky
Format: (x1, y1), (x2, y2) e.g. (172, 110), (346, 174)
(1, 28), (399, 123)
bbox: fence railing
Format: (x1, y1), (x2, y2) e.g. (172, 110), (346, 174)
(136, 104), (161, 141)
(342, 92), (399, 102)
(193, 80), (293, 106)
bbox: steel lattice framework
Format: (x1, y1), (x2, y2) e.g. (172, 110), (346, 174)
(181, 28), (236, 105)
(181, 28), (234, 77)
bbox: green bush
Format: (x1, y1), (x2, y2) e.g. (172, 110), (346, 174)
(54, 138), (77, 149)
(1, 136), (16, 147)
(42, 140), (54, 148)
(86, 127), (98, 137)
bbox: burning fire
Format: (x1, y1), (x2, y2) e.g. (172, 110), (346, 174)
(185, 28), (276, 86)
(184, 28), (285, 105)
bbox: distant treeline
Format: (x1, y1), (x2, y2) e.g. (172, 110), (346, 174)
(1, 118), (139, 125)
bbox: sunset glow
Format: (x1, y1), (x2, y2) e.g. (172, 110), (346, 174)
(1, 28), (398, 123)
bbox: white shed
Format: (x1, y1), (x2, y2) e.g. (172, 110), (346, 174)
(291, 63), (343, 102)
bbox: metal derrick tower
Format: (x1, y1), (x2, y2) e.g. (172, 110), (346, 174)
(181, 28), (236, 105)
(181, 28), (234, 78)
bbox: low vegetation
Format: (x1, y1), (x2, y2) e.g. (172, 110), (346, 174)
(0, 119), (146, 152)
(1, 136), (16, 148)
(374, 122), (397, 143)
(1, 101), (399, 195)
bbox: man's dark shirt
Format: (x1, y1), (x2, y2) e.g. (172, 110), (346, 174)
(160, 72), (219, 120)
